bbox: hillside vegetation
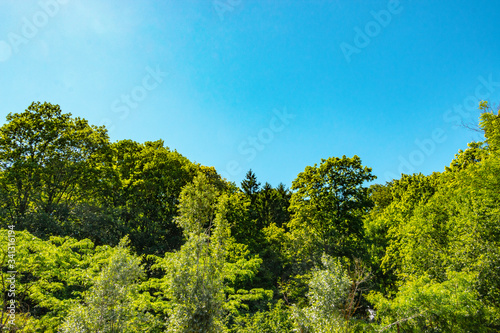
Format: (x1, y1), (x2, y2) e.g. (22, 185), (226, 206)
(1, 101), (499, 332)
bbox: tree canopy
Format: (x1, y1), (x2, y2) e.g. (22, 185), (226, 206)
(1, 101), (499, 332)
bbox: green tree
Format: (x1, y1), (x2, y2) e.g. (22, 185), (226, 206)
(368, 271), (491, 332)
(254, 182), (291, 229)
(230, 300), (293, 333)
(241, 170), (260, 197)
(252, 183), (291, 290)
(287, 155), (375, 265)
(365, 103), (500, 330)
(0, 102), (110, 235)
(479, 100), (500, 151)
(292, 254), (352, 333)
(373, 173), (439, 280)
(108, 139), (198, 254)
(0, 229), (98, 331)
(165, 173), (228, 332)
(61, 237), (157, 332)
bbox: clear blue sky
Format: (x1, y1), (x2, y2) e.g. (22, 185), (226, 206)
(1, 0), (499, 187)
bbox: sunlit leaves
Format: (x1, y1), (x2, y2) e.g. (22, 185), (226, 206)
(61, 237), (158, 332)
(287, 155), (375, 266)
(292, 254), (352, 333)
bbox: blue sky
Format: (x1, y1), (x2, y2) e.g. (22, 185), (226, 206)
(1, 0), (499, 188)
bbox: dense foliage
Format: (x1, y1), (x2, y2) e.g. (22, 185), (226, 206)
(1, 101), (499, 332)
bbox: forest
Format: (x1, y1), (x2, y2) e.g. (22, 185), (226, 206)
(0, 101), (499, 332)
